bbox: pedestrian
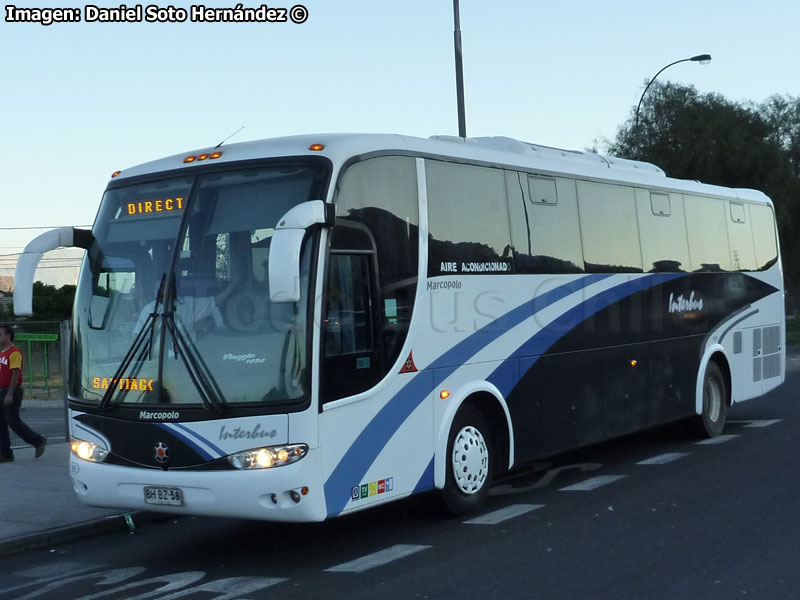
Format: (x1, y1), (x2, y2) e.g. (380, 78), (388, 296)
(0, 323), (46, 462)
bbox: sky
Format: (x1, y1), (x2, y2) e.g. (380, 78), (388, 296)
(1, 0), (799, 285)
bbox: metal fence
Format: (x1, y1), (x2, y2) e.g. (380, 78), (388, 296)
(8, 320), (69, 449)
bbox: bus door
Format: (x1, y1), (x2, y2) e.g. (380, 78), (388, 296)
(321, 221), (383, 402)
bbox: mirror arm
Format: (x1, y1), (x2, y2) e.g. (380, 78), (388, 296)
(13, 227), (94, 316)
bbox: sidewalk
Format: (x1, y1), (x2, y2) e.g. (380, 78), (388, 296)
(0, 442), (137, 556)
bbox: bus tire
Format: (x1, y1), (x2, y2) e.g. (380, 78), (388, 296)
(440, 405), (493, 516)
(694, 361), (727, 438)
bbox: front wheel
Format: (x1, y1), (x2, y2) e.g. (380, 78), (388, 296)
(440, 406), (493, 516)
(693, 361), (728, 438)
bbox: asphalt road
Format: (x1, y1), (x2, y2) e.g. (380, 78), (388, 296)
(11, 399), (67, 447)
(1, 366), (798, 600)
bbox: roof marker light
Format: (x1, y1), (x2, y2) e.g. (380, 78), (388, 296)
(111, 171), (122, 178)
(197, 154), (209, 161)
(309, 143), (325, 151)
(184, 156), (197, 163)
(210, 151), (223, 159)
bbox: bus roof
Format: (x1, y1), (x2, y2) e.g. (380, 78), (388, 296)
(112, 133), (772, 205)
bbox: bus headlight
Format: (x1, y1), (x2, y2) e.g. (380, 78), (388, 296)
(227, 444), (308, 470)
(70, 438), (109, 463)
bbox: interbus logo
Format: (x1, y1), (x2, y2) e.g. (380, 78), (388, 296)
(668, 291), (705, 314)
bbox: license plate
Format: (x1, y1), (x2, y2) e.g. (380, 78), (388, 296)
(144, 486), (184, 506)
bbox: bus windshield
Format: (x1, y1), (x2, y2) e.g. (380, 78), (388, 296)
(70, 162), (329, 412)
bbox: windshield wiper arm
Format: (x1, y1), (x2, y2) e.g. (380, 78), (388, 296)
(165, 313), (228, 414)
(98, 274), (167, 411)
(98, 312), (157, 411)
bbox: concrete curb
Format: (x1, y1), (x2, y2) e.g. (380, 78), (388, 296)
(0, 511), (173, 558)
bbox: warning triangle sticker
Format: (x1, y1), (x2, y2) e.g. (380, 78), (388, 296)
(399, 351), (418, 374)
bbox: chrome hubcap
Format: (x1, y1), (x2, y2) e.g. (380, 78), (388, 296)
(452, 425), (489, 494)
(705, 376), (722, 423)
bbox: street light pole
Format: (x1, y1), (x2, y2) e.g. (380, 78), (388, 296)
(634, 54), (712, 129)
(453, 0), (467, 138)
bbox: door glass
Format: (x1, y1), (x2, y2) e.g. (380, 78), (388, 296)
(325, 253), (373, 356)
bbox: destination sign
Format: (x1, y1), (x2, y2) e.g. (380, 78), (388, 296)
(126, 197), (184, 216)
(93, 377), (155, 391)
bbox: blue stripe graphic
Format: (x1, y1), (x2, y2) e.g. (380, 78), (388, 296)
(171, 422), (227, 457)
(157, 423), (223, 461)
(413, 458), (435, 494)
(324, 274), (611, 516)
(487, 273), (684, 397)
(427, 274), (613, 371)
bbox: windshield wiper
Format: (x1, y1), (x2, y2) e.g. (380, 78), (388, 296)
(98, 274), (166, 411)
(97, 312), (157, 411)
(97, 272), (228, 414)
(165, 312), (228, 414)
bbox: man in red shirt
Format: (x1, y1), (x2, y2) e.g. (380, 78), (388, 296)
(0, 324), (46, 462)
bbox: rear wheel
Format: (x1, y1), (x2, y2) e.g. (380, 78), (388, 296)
(693, 361), (727, 438)
(440, 406), (492, 516)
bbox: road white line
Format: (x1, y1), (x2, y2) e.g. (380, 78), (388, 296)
(559, 475), (626, 491)
(742, 419), (782, 428)
(464, 504), (544, 525)
(325, 545), (432, 573)
(695, 434), (739, 445)
(2, 563), (107, 597)
(636, 452), (690, 465)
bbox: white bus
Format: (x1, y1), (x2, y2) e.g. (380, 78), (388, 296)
(15, 133), (785, 520)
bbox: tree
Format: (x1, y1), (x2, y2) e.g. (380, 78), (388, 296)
(28, 282), (77, 320)
(761, 94), (800, 178)
(606, 82), (800, 289)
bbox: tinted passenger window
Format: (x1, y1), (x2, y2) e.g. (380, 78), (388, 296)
(750, 203), (779, 270)
(684, 195), (732, 271)
(507, 172), (584, 273)
(427, 161), (513, 275)
(577, 181), (642, 273)
(726, 202), (757, 271)
(637, 190), (690, 272)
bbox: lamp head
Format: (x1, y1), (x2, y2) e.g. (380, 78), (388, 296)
(691, 54), (712, 65)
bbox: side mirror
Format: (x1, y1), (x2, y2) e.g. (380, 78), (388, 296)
(269, 200), (334, 303)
